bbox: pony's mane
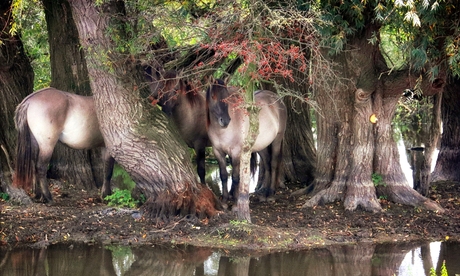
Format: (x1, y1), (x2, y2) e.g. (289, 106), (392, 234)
(162, 71), (179, 90)
(179, 80), (202, 108)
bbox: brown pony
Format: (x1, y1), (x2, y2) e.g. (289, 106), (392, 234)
(14, 88), (114, 203)
(155, 71), (211, 184)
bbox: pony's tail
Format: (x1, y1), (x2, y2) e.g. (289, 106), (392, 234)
(250, 152), (258, 177)
(13, 102), (37, 192)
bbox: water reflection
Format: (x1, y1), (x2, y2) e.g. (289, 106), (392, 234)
(1, 241), (459, 276)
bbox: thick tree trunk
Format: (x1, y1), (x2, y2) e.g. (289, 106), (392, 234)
(432, 76), (460, 182)
(283, 99), (316, 187)
(0, 0), (34, 203)
(69, 0), (218, 218)
(42, 0), (102, 191)
(304, 22), (443, 212)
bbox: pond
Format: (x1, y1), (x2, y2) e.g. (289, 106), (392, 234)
(0, 241), (458, 275)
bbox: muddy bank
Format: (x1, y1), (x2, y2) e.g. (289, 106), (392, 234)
(1, 181), (459, 251)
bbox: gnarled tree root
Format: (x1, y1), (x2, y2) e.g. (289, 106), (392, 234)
(141, 183), (221, 223)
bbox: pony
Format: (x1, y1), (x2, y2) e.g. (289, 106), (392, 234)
(13, 88), (114, 203)
(155, 71), (211, 184)
(206, 78), (287, 203)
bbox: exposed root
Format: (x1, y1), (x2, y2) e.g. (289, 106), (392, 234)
(290, 187), (308, 198)
(379, 184), (445, 214)
(344, 194), (382, 213)
(141, 183), (220, 223)
(5, 186), (33, 205)
(302, 188), (342, 208)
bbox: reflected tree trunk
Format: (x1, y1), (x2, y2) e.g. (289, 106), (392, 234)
(218, 256), (250, 276)
(372, 242), (422, 276)
(420, 243), (434, 276)
(248, 248), (334, 275)
(437, 241), (460, 275)
(330, 244), (374, 275)
(127, 246), (212, 276)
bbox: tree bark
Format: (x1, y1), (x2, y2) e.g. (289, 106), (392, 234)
(418, 94), (442, 195)
(68, 0), (218, 219)
(42, 0), (103, 191)
(0, 0), (35, 203)
(432, 76), (460, 182)
(304, 21), (443, 212)
(283, 99), (316, 187)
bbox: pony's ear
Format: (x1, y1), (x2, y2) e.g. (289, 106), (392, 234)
(222, 74), (231, 85)
(177, 69), (184, 79)
(205, 75), (215, 85)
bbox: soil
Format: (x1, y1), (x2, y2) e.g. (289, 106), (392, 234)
(1, 180), (460, 252)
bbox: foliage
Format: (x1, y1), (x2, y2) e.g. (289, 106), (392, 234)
(430, 260), (448, 276)
(230, 219), (249, 226)
(0, 193), (9, 201)
(394, 95), (434, 145)
(11, 0), (50, 89)
(104, 188), (139, 208)
(112, 164), (136, 191)
(372, 173), (386, 187)
(317, 0), (460, 78)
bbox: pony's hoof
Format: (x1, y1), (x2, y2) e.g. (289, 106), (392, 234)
(257, 194), (267, 202)
(44, 200), (54, 206)
(266, 196), (276, 203)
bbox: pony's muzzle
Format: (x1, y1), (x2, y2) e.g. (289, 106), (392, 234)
(219, 117), (230, 128)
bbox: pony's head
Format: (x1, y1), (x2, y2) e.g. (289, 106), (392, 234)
(156, 71), (181, 116)
(206, 77), (231, 128)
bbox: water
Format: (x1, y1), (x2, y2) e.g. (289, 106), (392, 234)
(0, 241), (458, 275)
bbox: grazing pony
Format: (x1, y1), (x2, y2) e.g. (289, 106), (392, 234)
(155, 71), (211, 184)
(206, 79), (287, 203)
(14, 88), (114, 203)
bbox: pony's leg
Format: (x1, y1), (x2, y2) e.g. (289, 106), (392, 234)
(195, 146), (206, 184)
(35, 149), (54, 203)
(268, 137), (284, 202)
(255, 153), (265, 191)
(101, 149), (115, 200)
(230, 156), (240, 202)
(256, 148), (272, 202)
(213, 148), (229, 204)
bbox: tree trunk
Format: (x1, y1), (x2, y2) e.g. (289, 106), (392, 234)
(432, 76), (460, 182)
(418, 93), (442, 195)
(283, 99), (316, 187)
(304, 22), (443, 212)
(42, 0), (102, 191)
(0, 0), (34, 203)
(68, 0), (218, 218)
(235, 105), (259, 222)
